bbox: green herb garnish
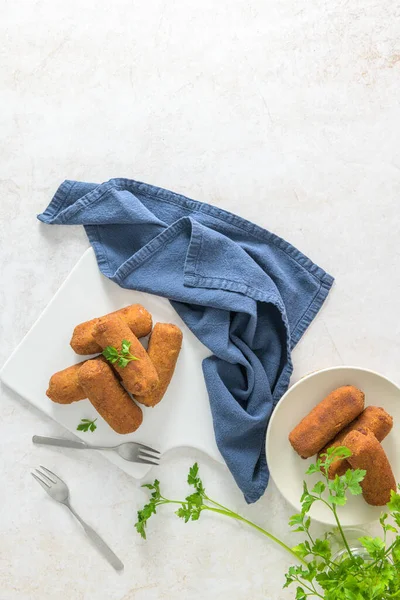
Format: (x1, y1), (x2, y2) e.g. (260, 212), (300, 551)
(102, 339), (139, 368)
(135, 463), (303, 562)
(136, 450), (400, 598)
(77, 418), (97, 432)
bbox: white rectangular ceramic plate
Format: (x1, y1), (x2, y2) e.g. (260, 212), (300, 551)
(0, 248), (224, 478)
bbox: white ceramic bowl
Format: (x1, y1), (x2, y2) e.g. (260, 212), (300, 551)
(266, 366), (400, 526)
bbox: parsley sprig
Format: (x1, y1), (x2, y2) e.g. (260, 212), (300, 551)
(102, 339), (139, 368)
(77, 418), (97, 432)
(136, 450), (400, 598)
(135, 463), (305, 563)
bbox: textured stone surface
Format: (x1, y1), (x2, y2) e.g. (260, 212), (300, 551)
(1, 0), (399, 598)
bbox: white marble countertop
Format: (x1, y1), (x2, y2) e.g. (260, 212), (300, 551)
(1, 1), (399, 598)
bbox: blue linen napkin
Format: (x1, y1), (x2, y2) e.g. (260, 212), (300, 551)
(38, 178), (334, 503)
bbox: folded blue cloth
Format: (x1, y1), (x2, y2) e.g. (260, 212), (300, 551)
(38, 178), (334, 503)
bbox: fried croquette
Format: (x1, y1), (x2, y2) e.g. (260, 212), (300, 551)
(70, 304), (152, 355)
(135, 323), (183, 407)
(78, 359), (143, 434)
(289, 385), (365, 458)
(46, 361), (87, 404)
(343, 428), (396, 506)
(92, 315), (159, 395)
(46, 356), (109, 404)
(319, 406), (393, 478)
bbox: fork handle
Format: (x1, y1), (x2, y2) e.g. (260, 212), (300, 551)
(32, 436), (114, 451)
(65, 502), (124, 571)
(32, 435), (88, 449)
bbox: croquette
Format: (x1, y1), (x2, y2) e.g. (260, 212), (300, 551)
(135, 323), (183, 407)
(343, 428), (396, 506)
(46, 356), (109, 404)
(319, 406), (393, 478)
(46, 360), (89, 404)
(289, 385), (365, 458)
(92, 315), (159, 395)
(78, 359), (143, 434)
(70, 304), (152, 355)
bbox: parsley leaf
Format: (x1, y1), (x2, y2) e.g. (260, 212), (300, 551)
(388, 490), (400, 513)
(187, 463), (205, 494)
(121, 339), (131, 354)
(359, 536), (386, 559)
(380, 513), (398, 534)
(312, 481), (326, 495)
(292, 541), (311, 559)
(102, 346), (119, 363)
(295, 586), (307, 599)
(343, 469), (366, 495)
(289, 513), (306, 532)
(306, 460), (322, 475)
(77, 418), (97, 432)
(392, 540), (400, 564)
(102, 339), (140, 368)
(312, 538), (331, 561)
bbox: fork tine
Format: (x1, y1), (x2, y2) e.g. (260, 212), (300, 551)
(35, 468), (54, 486)
(38, 465), (59, 483)
(139, 448), (162, 460)
(136, 443), (161, 455)
(137, 455), (160, 466)
(31, 472), (50, 490)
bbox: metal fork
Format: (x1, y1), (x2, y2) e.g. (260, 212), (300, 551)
(31, 466), (124, 571)
(32, 436), (160, 465)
